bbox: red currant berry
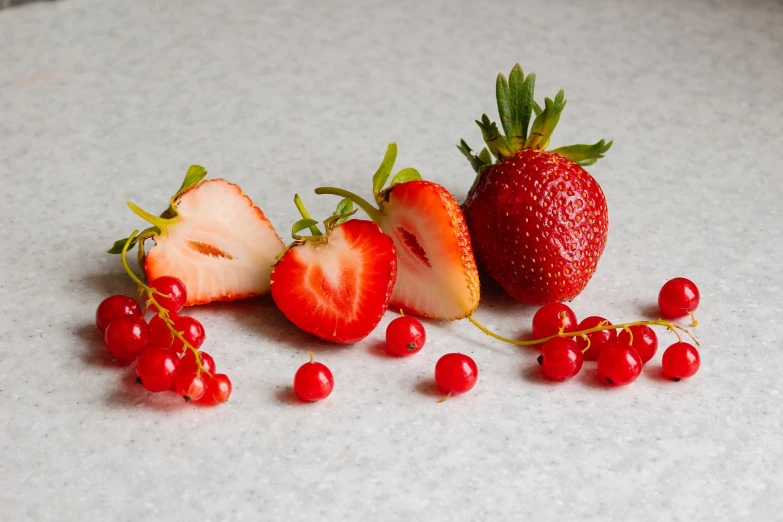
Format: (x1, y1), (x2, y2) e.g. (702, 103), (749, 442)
(104, 316), (150, 362)
(148, 313), (205, 352)
(180, 350), (216, 375)
(96, 295), (141, 333)
(293, 354), (334, 402)
(661, 342), (700, 381)
(575, 316), (616, 361)
(434, 353), (478, 395)
(136, 346), (180, 392)
(658, 277), (700, 319)
(617, 325), (658, 364)
(148, 276), (187, 314)
(385, 316), (426, 356)
(538, 337), (583, 381)
(173, 371), (207, 401)
(596, 343), (643, 387)
(201, 374), (232, 404)
(532, 303), (577, 339)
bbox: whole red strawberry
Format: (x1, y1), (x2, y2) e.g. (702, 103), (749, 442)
(458, 64), (612, 305)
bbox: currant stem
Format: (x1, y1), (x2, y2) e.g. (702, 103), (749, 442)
(467, 315), (699, 347)
(120, 232), (211, 376)
(314, 187), (382, 223)
(437, 392), (452, 404)
(293, 194), (322, 236)
(689, 311), (699, 328)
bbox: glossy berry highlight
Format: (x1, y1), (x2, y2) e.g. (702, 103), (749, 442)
(434, 353), (478, 395)
(596, 343), (643, 387)
(200, 373), (232, 404)
(104, 315), (150, 362)
(148, 276), (187, 314)
(385, 316), (426, 356)
(136, 346), (180, 392)
(148, 313), (205, 353)
(538, 337), (583, 381)
(293, 354), (334, 402)
(173, 371), (207, 402)
(662, 342), (700, 381)
(617, 325), (658, 364)
(658, 277), (700, 320)
(532, 303), (577, 339)
(575, 315), (615, 361)
(96, 295), (142, 333)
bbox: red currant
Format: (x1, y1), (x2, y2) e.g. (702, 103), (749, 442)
(596, 343), (643, 387)
(148, 276), (187, 314)
(661, 342), (700, 380)
(96, 295), (142, 333)
(617, 325), (658, 364)
(538, 337), (583, 381)
(136, 346), (180, 392)
(532, 303), (577, 339)
(434, 353), (478, 395)
(180, 350), (216, 375)
(575, 316), (615, 361)
(201, 374), (232, 404)
(104, 316), (150, 361)
(658, 277), (700, 319)
(293, 355), (334, 402)
(173, 371), (206, 401)
(385, 316), (426, 356)
(148, 313), (205, 353)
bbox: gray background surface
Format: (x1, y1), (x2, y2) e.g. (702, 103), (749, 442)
(1, 0), (782, 520)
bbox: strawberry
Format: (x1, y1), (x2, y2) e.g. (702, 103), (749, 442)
(315, 144), (479, 319)
(457, 64), (612, 305)
(270, 196), (396, 344)
(109, 166), (284, 305)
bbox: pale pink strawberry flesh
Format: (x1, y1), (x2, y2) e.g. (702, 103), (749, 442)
(377, 181), (479, 320)
(145, 179), (284, 306)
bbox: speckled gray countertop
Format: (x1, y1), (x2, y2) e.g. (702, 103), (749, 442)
(1, 0), (782, 520)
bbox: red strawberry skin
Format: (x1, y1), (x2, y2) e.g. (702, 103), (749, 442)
(270, 219), (396, 344)
(463, 149), (608, 305)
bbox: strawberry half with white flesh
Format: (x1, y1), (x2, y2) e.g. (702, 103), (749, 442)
(315, 144), (480, 320)
(271, 196), (397, 344)
(109, 166), (284, 306)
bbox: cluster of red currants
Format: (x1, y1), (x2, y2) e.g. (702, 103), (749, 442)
(292, 314), (478, 403)
(533, 277), (701, 385)
(95, 276), (231, 405)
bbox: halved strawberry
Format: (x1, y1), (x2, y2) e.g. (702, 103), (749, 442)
(109, 166), (284, 306)
(315, 144), (479, 319)
(270, 197), (396, 344)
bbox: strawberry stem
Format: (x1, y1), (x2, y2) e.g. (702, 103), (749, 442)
(119, 231), (211, 376)
(314, 187), (381, 223)
(293, 194), (322, 236)
(467, 315), (698, 348)
(127, 202), (179, 235)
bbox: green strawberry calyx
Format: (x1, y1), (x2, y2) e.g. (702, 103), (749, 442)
(457, 64), (613, 180)
(313, 142), (422, 222)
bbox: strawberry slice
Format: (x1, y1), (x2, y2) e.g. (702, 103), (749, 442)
(315, 144), (479, 320)
(109, 166), (284, 306)
(271, 197), (396, 344)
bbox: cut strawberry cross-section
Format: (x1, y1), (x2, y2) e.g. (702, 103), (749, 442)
(109, 166), (284, 306)
(271, 196), (396, 344)
(315, 144), (480, 320)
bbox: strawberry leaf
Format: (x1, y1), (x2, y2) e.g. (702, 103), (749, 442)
(496, 72), (513, 138)
(174, 165), (207, 199)
(371, 143), (398, 198)
(551, 139), (613, 166)
(330, 198), (355, 226)
(477, 147), (491, 164)
(525, 90), (566, 151)
(457, 139), (487, 174)
(476, 114), (513, 159)
(531, 100), (542, 117)
(389, 167), (421, 187)
(292, 218), (320, 239)
(516, 72), (535, 142)
(107, 236), (139, 254)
